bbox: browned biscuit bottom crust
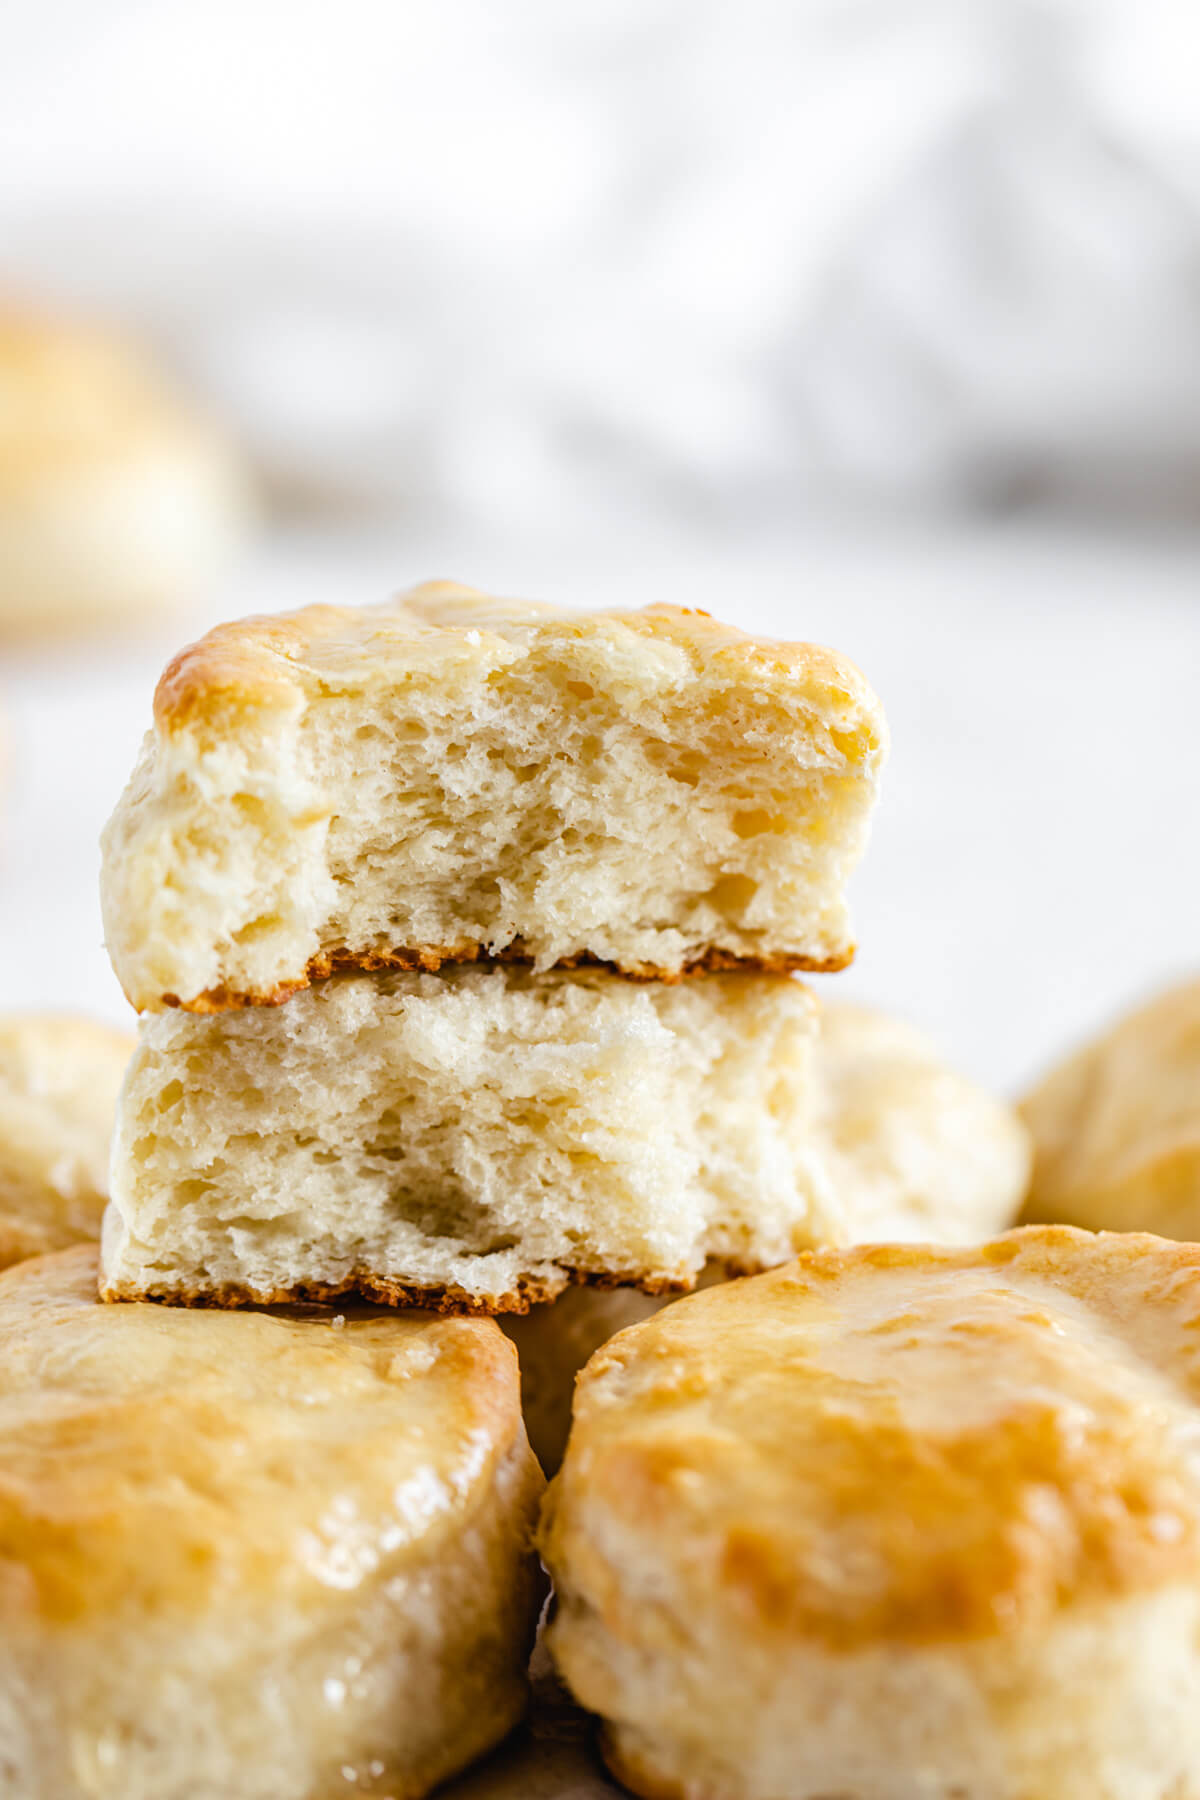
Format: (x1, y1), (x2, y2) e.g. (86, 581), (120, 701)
(97, 1262), (716, 1317)
(160, 939), (850, 1014)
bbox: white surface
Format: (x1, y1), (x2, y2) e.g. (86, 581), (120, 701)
(0, 516), (1195, 1101)
(6, 3), (1200, 522)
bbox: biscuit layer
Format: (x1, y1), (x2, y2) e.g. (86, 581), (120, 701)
(102, 583), (886, 1011)
(102, 966), (824, 1312)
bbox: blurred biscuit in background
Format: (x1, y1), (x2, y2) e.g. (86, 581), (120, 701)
(1021, 976), (1200, 1241)
(0, 305), (251, 637)
(0, 1013), (132, 1266)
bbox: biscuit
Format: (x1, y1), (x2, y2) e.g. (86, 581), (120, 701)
(1021, 976), (1200, 1239)
(100, 583), (887, 1011)
(0, 306), (249, 636)
(0, 1244), (544, 1799)
(540, 1226), (1200, 1800)
(809, 1002), (1032, 1239)
(0, 1013), (132, 1268)
(100, 966), (824, 1313)
(506, 1002), (1031, 1471)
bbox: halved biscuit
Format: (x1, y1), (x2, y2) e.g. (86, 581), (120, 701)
(1021, 976), (1200, 1239)
(506, 1002), (1031, 1471)
(100, 583), (887, 1012)
(541, 1226), (1200, 1800)
(0, 1245), (544, 1800)
(0, 1012), (133, 1268)
(101, 967), (824, 1313)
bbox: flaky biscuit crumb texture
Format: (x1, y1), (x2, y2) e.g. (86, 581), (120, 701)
(101, 582), (886, 1010)
(506, 1001), (1031, 1473)
(101, 967), (825, 1311)
(0, 1245), (545, 1800)
(0, 1013), (133, 1269)
(1022, 975), (1200, 1240)
(540, 1227), (1200, 1800)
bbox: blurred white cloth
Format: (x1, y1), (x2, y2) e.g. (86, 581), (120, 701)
(4, 1), (1200, 523)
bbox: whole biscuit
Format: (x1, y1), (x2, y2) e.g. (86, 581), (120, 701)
(0, 1245), (545, 1799)
(541, 1226), (1200, 1800)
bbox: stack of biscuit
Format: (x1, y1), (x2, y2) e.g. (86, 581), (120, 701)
(0, 581), (1060, 1800)
(97, 583), (1026, 1335)
(97, 581), (878, 1313)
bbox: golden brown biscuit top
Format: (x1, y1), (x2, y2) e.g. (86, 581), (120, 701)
(152, 579), (887, 764)
(1022, 977), (1200, 1214)
(0, 307), (206, 485)
(0, 1248), (526, 1626)
(547, 1227), (1200, 1650)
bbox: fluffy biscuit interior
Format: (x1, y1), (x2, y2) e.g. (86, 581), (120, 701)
(103, 967), (824, 1310)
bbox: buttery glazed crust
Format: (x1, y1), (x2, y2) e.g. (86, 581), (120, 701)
(0, 1244), (547, 1800)
(543, 1227), (1200, 1651)
(541, 1227), (1200, 1800)
(151, 585), (882, 738)
(8, 1245), (536, 1617)
(165, 940), (852, 1013)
